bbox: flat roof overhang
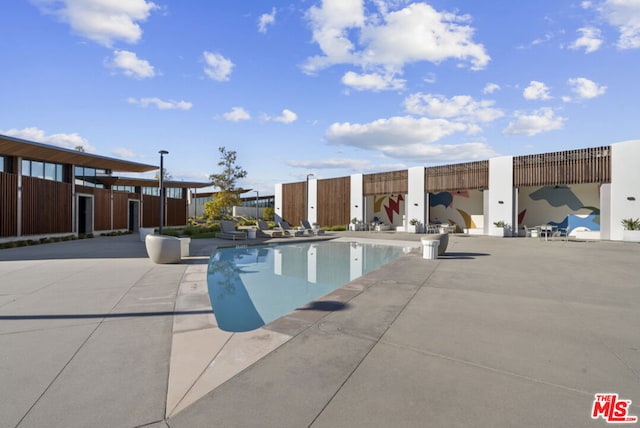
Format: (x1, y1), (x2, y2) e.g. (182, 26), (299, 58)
(0, 134), (157, 173)
(96, 176), (212, 188)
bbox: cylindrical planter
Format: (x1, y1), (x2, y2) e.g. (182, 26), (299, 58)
(421, 239), (439, 259)
(145, 234), (181, 264)
(421, 233), (449, 256)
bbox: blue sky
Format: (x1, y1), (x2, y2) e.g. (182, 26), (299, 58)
(1, 0), (639, 195)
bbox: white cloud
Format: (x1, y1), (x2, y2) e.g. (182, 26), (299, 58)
(108, 50), (155, 78)
(600, 0), (640, 49)
(483, 83), (500, 94)
(286, 157), (373, 170)
(32, 0), (157, 47)
(203, 51), (234, 81)
(341, 71), (405, 91)
(127, 97), (192, 110)
(523, 80), (552, 100)
(570, 27), (603, 53)
(404, 93), (504, 123)
(258, 7), (276, 33)
(303, 1), (489, 82)
(567, 77), (607, 100)
(264, 109), (298, 124)
(112, 147), (137, 158)
(223, 107), (251, 122)
(321, 116), (497, 161)
(325, 115), (473, 160)
(502, 108), (566, 136)
(1, 127), (96, 152)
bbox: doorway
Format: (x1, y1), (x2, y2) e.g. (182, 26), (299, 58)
(77, 195), (94, 235)
(128, 200), (140, 232)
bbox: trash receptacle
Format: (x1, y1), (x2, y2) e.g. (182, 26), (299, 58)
(421, 238), (439, 260)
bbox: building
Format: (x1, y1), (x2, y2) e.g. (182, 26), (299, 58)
(274, 140), (640, 241)
(0, 134), (209, 242)
(189, 191), (274, 219)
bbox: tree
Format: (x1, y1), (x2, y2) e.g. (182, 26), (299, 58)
(209, 147), (247, 191)
(205, 147), (247, 219)
(155, 168), (172, 181)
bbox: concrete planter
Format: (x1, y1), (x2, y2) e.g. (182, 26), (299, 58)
(145, 234), (181, 264)
(622, 230), (640, 242)
(139, 227), (155, 242)
(422, 232), (449, 256)
(178, 237), (191, 257)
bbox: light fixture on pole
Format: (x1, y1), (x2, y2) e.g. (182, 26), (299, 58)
(158, 150), (169, 235)
(306, 173), (315, 220)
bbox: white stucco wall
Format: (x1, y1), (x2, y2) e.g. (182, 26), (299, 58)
(307, 177), (318, 224)
(610, 140), (640, 240)
(350, 173), (364, 223)
(407, 166), (426, 231)
(274, 183), (283, 223)
(488, 156), (514, 235)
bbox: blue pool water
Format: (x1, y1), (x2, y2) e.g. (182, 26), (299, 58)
(207, 240), (410, 332)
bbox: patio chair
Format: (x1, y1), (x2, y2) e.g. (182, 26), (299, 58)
(256, 221), (284, 238)
(277, 221), (305, 237)
(552, 227), (570, 241)
(216, 220), (247, 240)
(300, 219), (325, 235)
(523, 225), (538, 238)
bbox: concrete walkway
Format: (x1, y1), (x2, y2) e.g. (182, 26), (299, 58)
(1, 232), (639, 427)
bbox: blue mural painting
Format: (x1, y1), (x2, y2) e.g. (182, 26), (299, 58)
(529, 186), (584, 210)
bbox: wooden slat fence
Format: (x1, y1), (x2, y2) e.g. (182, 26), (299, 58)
(0, 172), (18, 236)
(363, 170), (408, 195)
(21, 176), (72, 235)
(426, 161), (489, 192)
(514, 146), (611, 186)
(317, 176), (350, 227)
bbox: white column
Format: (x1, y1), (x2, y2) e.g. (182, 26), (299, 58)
(274, 183), (283, 224)
(307, 177), (318, 224)
(488, 156), (514, 236)
(407, 166), (426, 232)
(350, 174), (364, 223)
(610, 140), (640, 240)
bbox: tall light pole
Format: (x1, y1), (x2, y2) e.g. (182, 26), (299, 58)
(158, 150), (169, 235)
(254, 190), (259, 220)
(306, 173), (314, 221)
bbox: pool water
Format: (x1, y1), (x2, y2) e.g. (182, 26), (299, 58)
(207, 240), (410, 332)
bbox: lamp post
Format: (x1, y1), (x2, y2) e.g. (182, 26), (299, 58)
(158, 150), (169, 235)
(306, 173), (314, 221)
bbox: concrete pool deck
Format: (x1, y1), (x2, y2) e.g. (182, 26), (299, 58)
(1, 232), (639, 427)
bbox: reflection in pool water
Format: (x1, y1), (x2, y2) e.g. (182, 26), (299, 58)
(207, 241), (409, 332)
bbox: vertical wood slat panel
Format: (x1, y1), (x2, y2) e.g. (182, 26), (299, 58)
(363, 170), (408, 195)
(21, 176), (72, 235)
(0, 172), (18, 236)
(112, 191), (130, 230)
(166, 198), (187, 226)
(93, 188), (111, 230)
(282, 182), (306, 226)
(425, 161), (489, 192)
(317, 176), (350, 227)
(142, 195), (160, 228)
(513, 146), (611, 186)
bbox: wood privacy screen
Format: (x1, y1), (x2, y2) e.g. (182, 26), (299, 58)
(317, 176), (350, 227)
(22, 176), (72, 235)
(425, 161), (489, 192)
(513, 146), (611, 187)
(363, 170), (408, 195)
(0, 172), (18, 236)
(281, 182), (306, 226)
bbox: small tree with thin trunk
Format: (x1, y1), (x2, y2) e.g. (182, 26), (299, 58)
(205, 147), (247, 219)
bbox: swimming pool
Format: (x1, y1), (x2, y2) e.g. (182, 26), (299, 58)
(207, 240), (412, 332)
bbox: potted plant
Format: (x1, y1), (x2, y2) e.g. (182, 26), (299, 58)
(490, 220), (509, 237)
(621, 218), (640, 242)
(408, 218), (421, 233)
(349, 217), (361, 231)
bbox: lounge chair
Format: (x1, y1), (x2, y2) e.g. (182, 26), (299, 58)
(277, 221), (305, 237)
(300, 220), (325, 235)
(216, 220), (247, 240)
(256, 221), (283, 238)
